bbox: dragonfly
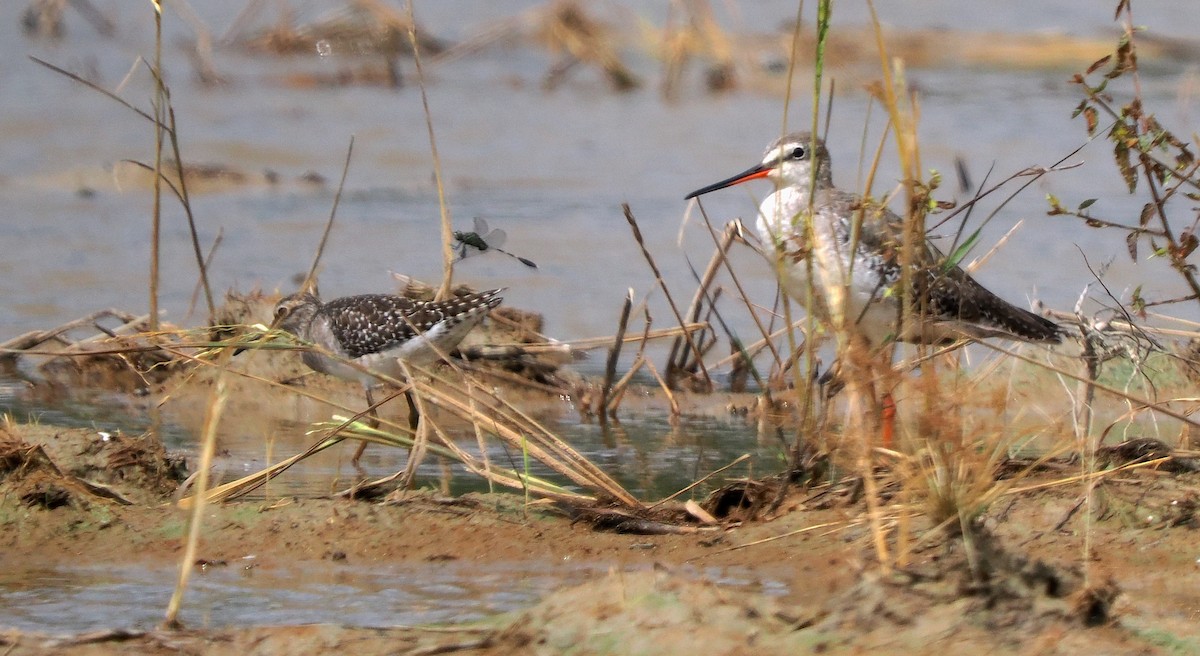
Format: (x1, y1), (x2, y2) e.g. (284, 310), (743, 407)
(452, 217), (538, 269)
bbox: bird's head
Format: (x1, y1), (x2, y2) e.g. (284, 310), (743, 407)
(685, 131), (831, 200)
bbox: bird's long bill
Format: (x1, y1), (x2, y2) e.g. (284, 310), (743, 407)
(685, 162), (772, 199)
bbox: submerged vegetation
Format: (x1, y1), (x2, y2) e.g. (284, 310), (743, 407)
(4, 0), (1200, 650)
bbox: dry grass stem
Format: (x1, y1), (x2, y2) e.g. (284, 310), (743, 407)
(622, 203), (711, 390)
(302, 136), (355, 293)
(599, 289), (634, 416)
(164, 348), (231, 626)
(404, 0), (455, 300)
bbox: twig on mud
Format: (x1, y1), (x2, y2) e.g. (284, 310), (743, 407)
(650, 453), (751, 509)
(406, 638), (493, 656)
(1005, 456), (1175, 495)
(686, 519), (862, 563)
(0, 309), (144, 357)
(1052, 495), (1088, 532)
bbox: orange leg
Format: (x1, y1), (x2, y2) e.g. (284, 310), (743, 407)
(880, 392), (896, 449)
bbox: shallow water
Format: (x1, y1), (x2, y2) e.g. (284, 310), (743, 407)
(2, 2), (1197, 346)
(0, 561), (785, 633)
(0, 372), (775, 501)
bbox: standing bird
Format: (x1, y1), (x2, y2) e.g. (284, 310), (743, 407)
(685, 132), (1059, 445)
(272, 288), (504, 466)
(685, 131), (1060, 349)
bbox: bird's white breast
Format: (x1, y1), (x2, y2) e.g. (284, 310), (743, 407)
(755, 187), (815, 305)
(755, 187), (900, 344)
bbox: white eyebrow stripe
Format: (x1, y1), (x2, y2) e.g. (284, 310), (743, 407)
(763, 145), (789, 165)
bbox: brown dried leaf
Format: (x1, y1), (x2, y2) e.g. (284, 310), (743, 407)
(1173, 230), (1199, 261)
(1114, 140), (1137, 193)
(1126, 230), (1139, 261)
(1139, 202), (1155, 226)
(1086, 54), (1112, 75)
(1084, 106), (1099, 135)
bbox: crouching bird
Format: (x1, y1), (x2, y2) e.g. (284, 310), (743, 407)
(272, 288), (504, 465)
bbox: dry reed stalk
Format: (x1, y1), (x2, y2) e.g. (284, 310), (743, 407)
(622, 204), (712, 390)
(966, 219), (1024, 274)
(519, 323), (708, 354)
(162, 104), (214, 325)
(465, 378), (496, 494)
(397, 361), (429, 489)
(177, 335), (643, 506)
(349, 416), (588, 502)
(607, 305), (660, 417)
(642, 356), (680, 416)
(187, 228), (223, 320)
(604, 355), (645, 417)
(701, 216), (785, 368)
(149, 1), (164, 332)
(302, 136), (355, 292)
(409, 367), (641, 506)
(142, 0), (216, 326)
(163, 347), (231, 627)
(404, 0), (455, 300)
(599, 289), (634, 417)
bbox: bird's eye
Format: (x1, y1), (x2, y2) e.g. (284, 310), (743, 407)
(790, 146), (806, 160)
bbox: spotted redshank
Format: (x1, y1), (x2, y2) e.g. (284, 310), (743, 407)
(273, 289), (504, 465)
(685, 131), (1060, 347)
(686, 132), (1059, 446)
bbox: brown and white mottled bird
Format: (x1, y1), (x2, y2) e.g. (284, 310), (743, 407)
(273, 289), (503, 466)
(685, 131), (1061, 348)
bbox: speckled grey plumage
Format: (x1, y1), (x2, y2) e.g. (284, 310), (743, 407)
(274, 289), (504, 387)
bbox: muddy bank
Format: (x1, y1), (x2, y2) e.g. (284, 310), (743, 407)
(1, 420), (1198, 654)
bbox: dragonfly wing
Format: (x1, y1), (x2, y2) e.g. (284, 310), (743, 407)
(483, 228), (507, 250)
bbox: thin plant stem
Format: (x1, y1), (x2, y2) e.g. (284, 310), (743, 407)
(622, 204), (712, 389)
(164, 102), (215, 324)
(600, 289), (634, 420)
(303, 136), (356, 292)
(149, 1), (163, 332)
(164, 349), (231, 627)
(405, 0), (455, 300)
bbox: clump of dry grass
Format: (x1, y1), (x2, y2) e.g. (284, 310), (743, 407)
(534, 1), (640, 91)
(657, 0), (738, 99)
(226, 0), (445, 57)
